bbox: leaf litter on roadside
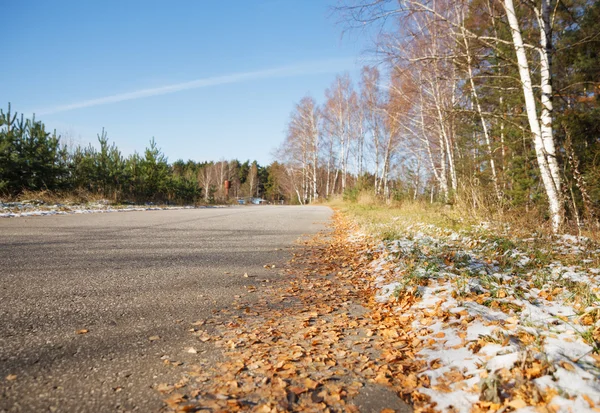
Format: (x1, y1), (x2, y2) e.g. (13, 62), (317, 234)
(160, 211), (600, 412)
(160, 213), (422, 412)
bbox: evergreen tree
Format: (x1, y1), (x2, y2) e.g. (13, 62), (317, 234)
(0, 105), (68, 194)
(139, 138), (169, 202)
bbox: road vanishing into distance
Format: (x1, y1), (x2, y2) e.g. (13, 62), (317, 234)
(0, 206), (332, 412)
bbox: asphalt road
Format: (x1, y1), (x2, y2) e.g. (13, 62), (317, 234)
(0, 205), (332, 412)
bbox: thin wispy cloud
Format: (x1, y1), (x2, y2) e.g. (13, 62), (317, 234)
(35, 58), (355, 116)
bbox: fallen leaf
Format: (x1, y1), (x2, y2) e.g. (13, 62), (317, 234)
(508, 399), (528, 409)
(559, 361), (576, 372)
(6, 375), (16, 381)
(156, 383), (174, 393)
(304, 378), (319, 390)
(288, 386), (306, 395)
(582, 394), (595, 408)
(164, 393), (184, 408)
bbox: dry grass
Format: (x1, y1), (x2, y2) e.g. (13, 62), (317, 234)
(1, 189), (216, 208)
(329, 188), (600, 242)
(10, 189), (109, 205)
(329, 196), (473, 240)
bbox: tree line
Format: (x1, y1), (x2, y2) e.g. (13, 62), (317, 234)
(0, 104), (282, 204)
(274, 0), (599, 231)
(2, 0), (598, 227)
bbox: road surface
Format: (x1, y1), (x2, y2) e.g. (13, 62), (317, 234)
(0, 206), (332, 412)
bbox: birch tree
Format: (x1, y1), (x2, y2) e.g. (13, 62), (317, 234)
(360, 66), (385, 194)
(340, 0), (566, 229)
(281, 96), (321, 203)
(323, 74), (355, 194)
(503, 0), (563, 230)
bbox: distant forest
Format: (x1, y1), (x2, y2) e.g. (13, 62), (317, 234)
(2, 0), (600, 231)
(0, 105), (282, 204)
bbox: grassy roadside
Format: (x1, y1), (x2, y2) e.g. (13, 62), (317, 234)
(329, 195), (600, 242)
(333, 199), (599, 267)
(0, 189), (218, 206)
(333, 200), (600, 412)
(154, 200), (600, 412)
(328, 200), (474, 238)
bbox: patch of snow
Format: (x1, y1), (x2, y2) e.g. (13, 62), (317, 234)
(360, 219), (600, 413)
(465, 319), (496, 341)
(486, 351), (520, 372)
(0, 204), (209, 219)
(419, 388), (478, 412)
(462, 302), (508, 322)
(375, 282), (402, 303)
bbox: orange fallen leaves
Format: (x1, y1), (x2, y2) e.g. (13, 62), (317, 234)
(155, 212), (428, 411)
(161, 212), (600, 413)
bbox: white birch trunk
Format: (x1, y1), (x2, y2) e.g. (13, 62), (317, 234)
(312, 116), (319, 201)
(537, 0), (561, 195)
(504, 0), (562, 231)
(418, 85), (447, 200)
(326, 155), (331, 198)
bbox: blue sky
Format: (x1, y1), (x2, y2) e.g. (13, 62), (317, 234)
(1, 0), (373, 165)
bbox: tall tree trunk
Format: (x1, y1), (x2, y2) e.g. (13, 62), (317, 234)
(326, 155), (331, 198)
(430, 75), (456, 195)
(340, 133), (346, 191)
(504, 0), (563, 231)
(418, 85), (448, 200)
(537, 0), (561, 196)
(461, 26), (501, 200)
(312, 134), (318, 201)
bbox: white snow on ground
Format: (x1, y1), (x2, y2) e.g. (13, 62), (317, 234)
(359, 222), (600, 412)
(0, 201), (216, 218)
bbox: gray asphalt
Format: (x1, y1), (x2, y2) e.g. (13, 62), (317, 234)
(0, 205), (332, 412)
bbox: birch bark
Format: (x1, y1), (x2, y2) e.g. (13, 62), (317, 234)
(504, 0), (563, 231)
